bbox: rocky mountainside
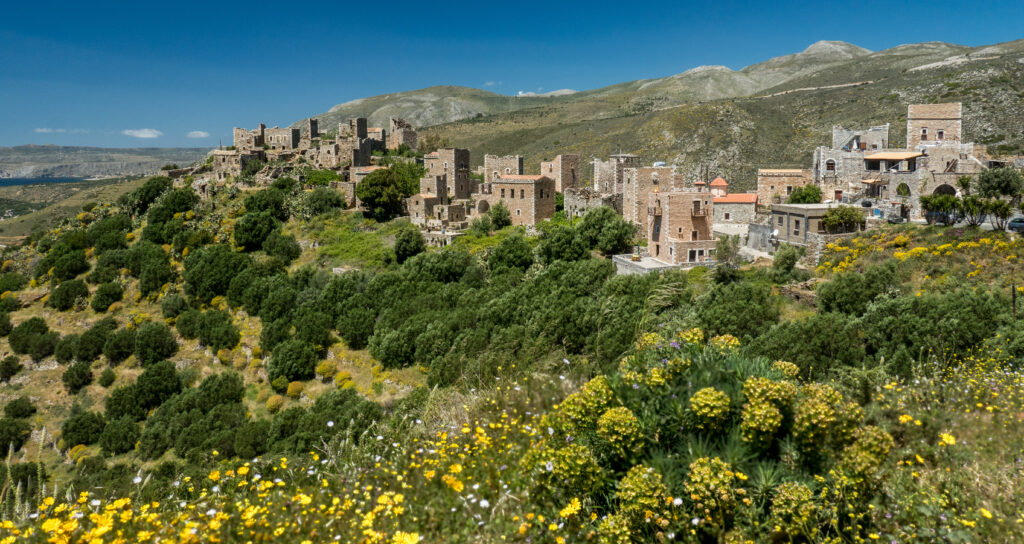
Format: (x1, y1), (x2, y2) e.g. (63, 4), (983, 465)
(298, 39), (1024, 191)
(0, 145), (210, 179)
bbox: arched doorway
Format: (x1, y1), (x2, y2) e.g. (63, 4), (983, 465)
(896, 183), (911, 197)
(933, 184), (956, 196)
(477, 201), (490, 214)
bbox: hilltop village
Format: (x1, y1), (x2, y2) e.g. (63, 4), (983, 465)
(170, 100), (1016, 272)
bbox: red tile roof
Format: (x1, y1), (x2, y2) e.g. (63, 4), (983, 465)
(710, 177), (728, 187)
(714, 193), (757, 204)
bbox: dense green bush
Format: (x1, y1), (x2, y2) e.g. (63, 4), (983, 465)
(161, 293), (189, 318)
(104, 386), (146, 421)
(262, 231), (302, 262)
(62, 361), (93, 394)
(135, 360), (182, 410)
(9, 317), (55, 358)
(103, 329), (136, 365)
(488, 235), (534, 273)
(175, 309), (202, 339)
(489, 202), (511, 229)
(355, 169), (407, 220)
(0, 356), (23, 383)
(195, 310), (240, 352)
(393, 226), (425, 264)
(0, 312), (11, 337)
(696, 282), (780, 341)
(234, 211), (280, 252)
(0, 272), (27, 293)
(91, 282), (124, 312)
(243, 189), (289, 221)
(303, 187), (344, 217)
(48, 279), (89, 311)
(99, 417), (140, 456)
(55, 334), (80, 364)
(537, 225), (588, 264)
(184, 244), (252, 303)
(0, 418), (32, 452)
(76, 317), (118, 363)
(3, 397), (36, 419)
(118, 176), (172, 218)
(269, 339), (317, 382)
(61, 409), (106, 447)
(578, 206), (635, 256)
(98, 368), (116, 388)
(133, 323), (178, 366)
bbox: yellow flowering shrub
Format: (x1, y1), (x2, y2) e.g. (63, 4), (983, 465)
(315, 360), (336, 379)
(286, 381), (304, 399)
(596, 407), (643, 460)
(709, 334), (740, 353)
(770, 482), (816, 538)
(686, 457), (743, 530)
(690, 387), (731, 431)
(597, 513), (632, 544)
(551, 375), (617, 436)
(839, 425), (894, 476)
(740, 400), (782, 449)
(334, 371), (354, 388)
(522, 444), (605, 498)
(265, 394), (284, 413)
(615, 465), (671, 527)
(771, 360), (800, 380)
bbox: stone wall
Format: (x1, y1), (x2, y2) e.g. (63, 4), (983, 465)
(713, 201), (756, 224)
(647, 190), (715, 265)
(540, 154), (581, 192)
(232, 124), (265, 150)
(477, 175), (555, 227)
(387, 118), (418, 150)
(907, 103), (962, 148)
(621, 166), (681, 226)
(482, 155), (524, 182)
(265, 128), (300, 150)
(564, 188), (622, 218)
(832, 124), (889, 150)
(757, 169), (812, 207)
(593, 154), (641, 193)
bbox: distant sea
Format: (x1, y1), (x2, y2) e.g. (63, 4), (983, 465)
(0, 177), (86, 187)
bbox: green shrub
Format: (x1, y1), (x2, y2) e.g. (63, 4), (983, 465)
(262, 231), (302, 262)
(0, 312), (11, 337)
(183, 244), (251, 303)
(48, 279), (89, 311)
(135, 360), (182, 410)
(62, 361), (93, 394)
(29, 332), (58, 361)
(269, 339), (317, 382)
(0, 418), (32, 452)
(134, 322), (178, 366)
(104, 385), (145, 421)
(489, 201), (511, 229)
(0, 356), (23, 383)
(393, 226), (425, 264)
(234, 211), (280, 252)
(161, 293), (189, 318)
(196, 310), (240, 351)
(0, 272), (27, 293)
(99, 416), (140, 456)
(55, 334), (80, 364)
(76, 317), (117, 363)
(98, 368), (116, 388)
(303, 187), (344, 217)
(488, 235), (534, 273)
(103, 329), (136, 365)
(61, 410), (106, 447)
(91, 282), (124, 312)
(3, 397), (36, 419)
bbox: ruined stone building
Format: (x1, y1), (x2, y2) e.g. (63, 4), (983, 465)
(366, 127), (386, 146)
(211, 149), (265, 181)
(407, 175), (468, 230)
(481, 155), (524, 181)
(756, 169), (812, 207)
(233, 124), (265, 151)
(647, 187), (716, 265)
(476, 175), (556, 227)
(264, 127), (300, 150)
(564, 189), (621, 219)
(425, 148), (474, 198)
(540, 154), (581, 192)
(620, 166), (684, 226)
(387, 118), (418, 150)
(593, 154), (642, 194)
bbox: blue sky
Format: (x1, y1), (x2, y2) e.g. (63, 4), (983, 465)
(2, 0), (1023, 148)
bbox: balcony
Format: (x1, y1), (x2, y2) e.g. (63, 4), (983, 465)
(691, 207), (708, 217)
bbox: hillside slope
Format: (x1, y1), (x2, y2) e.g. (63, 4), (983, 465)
(0, 145), (210, 179)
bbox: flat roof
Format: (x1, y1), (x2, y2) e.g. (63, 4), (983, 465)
(864, 151), (923, 160)
(758, 168), (807, 174)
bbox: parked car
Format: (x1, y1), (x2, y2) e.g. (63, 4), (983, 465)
(1008, 217), (1024, 233)
(861, 200), (873, 207)
(887, 216), (905, 224)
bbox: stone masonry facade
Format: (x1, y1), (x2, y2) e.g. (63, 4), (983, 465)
(540, 154), (581, 192)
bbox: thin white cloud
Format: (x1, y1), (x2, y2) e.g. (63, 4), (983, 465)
(35, 128), (65, 133)
(484, 81), (502, 87)
(122, 128), (163, 139)
(187, 130), (210, 139)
